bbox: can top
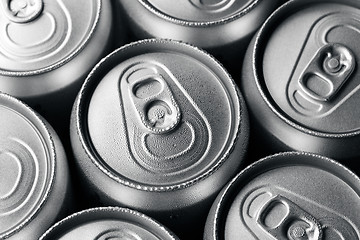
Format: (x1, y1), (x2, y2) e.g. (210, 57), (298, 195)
(40, 207), (179, 240)
(138, 0), (259, 25)
(0, 93), (55, 239)
(0, 0), (101, 75)
(77, 39), (244, 191)
(212, 152), (360, 239)
(256, 0), (360, 135)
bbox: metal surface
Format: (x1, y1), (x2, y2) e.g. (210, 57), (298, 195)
(0, 0), (113, 130)
(0, 93), (70, 240)
(118, 0), (277, 47)
(40, 207), (179, 240)
(0, 0), (43, 23)
(117, 0), (281, 76)
(204, 152), (360, 239)
(70, 38), (248, 237)
(138, 0), (255, 23)
(241, 0), (360, 161)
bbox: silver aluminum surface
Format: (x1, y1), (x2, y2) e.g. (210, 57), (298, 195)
(204, 152), (360, 239)
(241, 0), (360, 161)
(0, 0), (113, 128)
(70, 38), (249, 236)
(118, 0), (281, 74)
(40, 207), (179, 240)
(0, 93), (70, 240)
(118, 0), (279, 48)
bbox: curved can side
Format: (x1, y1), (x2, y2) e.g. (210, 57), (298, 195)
(117, 0), (282, 76)
(70, 38), (249, 239)
(204, 152), (360, 239)
(0, 0), (114, 133)
(40, 207), (179, 240)
(241, 0), (360, 169)
(0, 93), (71, 240)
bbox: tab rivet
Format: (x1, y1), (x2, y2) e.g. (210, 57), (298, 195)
(149, 106), (166, 125)
(289, 225), (310, 240)
(3, 0), (43, 23)
(326, 57), (341, 73)
(10, 0), (32, 17)
(292, 226), (306, 238)
(11, 0), (27, 11)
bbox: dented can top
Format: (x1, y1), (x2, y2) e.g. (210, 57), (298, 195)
(259, 0), (360, 134)
(71, 39), (248, 234)
(0, 93), (69, 239)
(205, 152), (360, 240)
(40, 207), (179, 240)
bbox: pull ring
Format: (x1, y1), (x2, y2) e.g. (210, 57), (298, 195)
(122, 62), (182, 135)
(257, 195), (322, 240)
(298, 43), (355, 102)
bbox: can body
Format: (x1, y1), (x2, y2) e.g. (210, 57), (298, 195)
(0, 93), (71, 239)
(241, 0), (360, 168)
(70, 39), (249, 238)
(40, 207), (179, 240)
(0, 0), (113, 132)
(205, 152), (360, 239)
(117, 0), (282, 75)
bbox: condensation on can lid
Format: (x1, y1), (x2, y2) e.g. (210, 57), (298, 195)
(0, 93), (55, 238)
(0, 0), (101, 74)
(84, 39), (243, 189)
(39, 207), (179, 240)
(259, 0), (360, 134)
(217, 152), (360, 239)
(138, 0), (259, 24)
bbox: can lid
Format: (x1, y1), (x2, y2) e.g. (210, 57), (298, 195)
(81, 39), (244, 190)
(40, 207), (179, 240)
(0, 0), (101, 74)
(259, 0), (360, 134)
(0, 93), (55, 238)
(216, 152), (360, 239)
(138, 0), (258, 24)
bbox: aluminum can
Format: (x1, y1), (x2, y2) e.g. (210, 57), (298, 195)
(0, 0), (113, 131)
(117, 0), (282, 75)
(204, 151), (360, 239)
(70, 38), (249, 238)
(241, 0), (360, 167)
(0, 93), (71, 240)
(40, 207), (179, 240)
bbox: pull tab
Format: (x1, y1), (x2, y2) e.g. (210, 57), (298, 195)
(298, 43), (355, 102)
(1, 0), (43, 23)
(124, 63), (181, 134)
(257, 195), (322, 240)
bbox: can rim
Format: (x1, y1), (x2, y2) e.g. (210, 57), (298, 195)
(0, 0), (102, 77)
(252, 0), (360, 138)
(209, 151), (360, 239)
(137, 0), (262, 27)
(74, 38), (245, 192)
(39, 206), (179, 240)
(0, 92), (56, 239)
